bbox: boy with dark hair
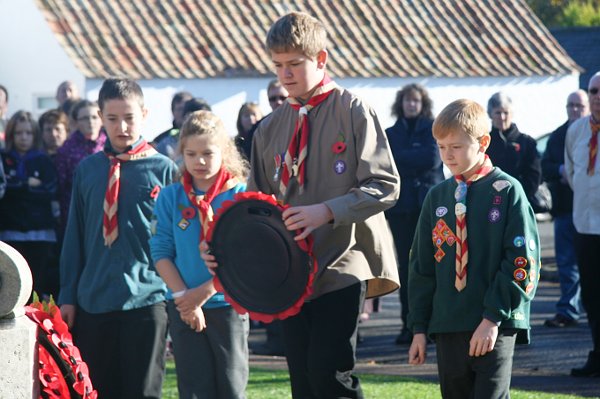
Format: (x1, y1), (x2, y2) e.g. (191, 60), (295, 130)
(59, 78), (178, 398)
(408, 99), (540, 398)
(203, 11), (399, 399)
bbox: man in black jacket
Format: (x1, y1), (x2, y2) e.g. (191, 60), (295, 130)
(542, 89), (589, 328)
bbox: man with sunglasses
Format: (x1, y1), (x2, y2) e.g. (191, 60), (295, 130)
(565, 71), (600, 378)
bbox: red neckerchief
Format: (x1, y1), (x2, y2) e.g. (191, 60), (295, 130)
(588, 116), (600, 176)
(182, 168), (237, 242)
(103, 140), (156, 247)
(453, 155), (494, 291)
(279, 74), (337, 196)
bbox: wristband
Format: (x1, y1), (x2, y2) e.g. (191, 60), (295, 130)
(172, 289), (187, 298)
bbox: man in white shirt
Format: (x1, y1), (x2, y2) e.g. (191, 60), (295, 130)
(565, 71), (600, 378)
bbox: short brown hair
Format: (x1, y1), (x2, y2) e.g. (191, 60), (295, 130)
(433, 99), (490, 141)
(266, 12), (327, 58)
(98, 78), (144, 111)
(39, 109), (68, 131)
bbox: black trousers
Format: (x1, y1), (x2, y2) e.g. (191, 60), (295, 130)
(387, 211), (420, 327)
(282, 282), (366, 399)
(435, 331), (516, 399)
(575, 233), (600, 354)
(73, 303), (168, 399)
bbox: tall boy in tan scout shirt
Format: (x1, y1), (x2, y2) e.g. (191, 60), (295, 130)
(203, 11), (399, 399)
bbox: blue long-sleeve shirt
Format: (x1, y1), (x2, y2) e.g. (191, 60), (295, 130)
(58, 141), (178, 313)
(149, 181), (246, 307)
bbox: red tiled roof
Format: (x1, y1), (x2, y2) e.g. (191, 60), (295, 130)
(35, 0), (579, 79)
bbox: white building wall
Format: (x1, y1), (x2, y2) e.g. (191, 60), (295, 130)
(0, 0), (85, 117)
(87, 74), (578, 141)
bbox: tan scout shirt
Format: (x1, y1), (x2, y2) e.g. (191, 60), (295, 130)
(249, 87), (400, 299)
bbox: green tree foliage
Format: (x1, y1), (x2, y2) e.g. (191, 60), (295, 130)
(560, 1), (600, 26)
(526, 0), (600, 27)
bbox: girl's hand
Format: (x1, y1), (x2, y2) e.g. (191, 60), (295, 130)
(174, 281), (216, 314)
(28, 177), (42, 187)
(282, 203), (333, 241)
(181, 306), (206, 332)
(408, 333), (427, 365)
(200, 241), (218, 275)
(469, 318), (498, 357)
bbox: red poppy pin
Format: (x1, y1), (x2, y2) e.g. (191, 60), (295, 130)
(332, 141), (346, 154)
(150, 185), (161, 199)
(182, 207), (196, 219)
(332, 132), (347, 154)
(512, 143), (521, 152)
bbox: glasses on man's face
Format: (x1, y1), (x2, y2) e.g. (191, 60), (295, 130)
(589, 87), (599, 96)
(269, 95), (287, 102)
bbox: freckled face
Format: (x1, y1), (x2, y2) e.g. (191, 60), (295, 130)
(437, 130), (489, 179)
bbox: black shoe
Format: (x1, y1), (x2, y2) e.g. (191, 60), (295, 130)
(544, 314), (578, 328)
(252, 344), (285, 357)
(395, 328), (413, 345)
(571, 351), (600, 377)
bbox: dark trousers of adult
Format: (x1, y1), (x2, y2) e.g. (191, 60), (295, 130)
(554, 214), (581, 319)
(575, 233), (600, 354)
(282, 282), (366, 399)
(167, 302), (249, 399)
(435, 331), (517, 399)
(73, 303), (168, 399)
(387, 211), (420, 327)
(6, 240), (54, 300)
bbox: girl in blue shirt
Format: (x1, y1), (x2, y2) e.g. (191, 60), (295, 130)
(150, 110), (249, 399)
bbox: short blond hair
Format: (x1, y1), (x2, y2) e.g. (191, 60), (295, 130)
(179, 111), (249, 180)
(433, 99), (490, 141)
(266, 12), (327, 58)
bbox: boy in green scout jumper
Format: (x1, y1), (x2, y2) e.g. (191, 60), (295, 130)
(407, 99), (540, 398)
(203, 11), (400, 399)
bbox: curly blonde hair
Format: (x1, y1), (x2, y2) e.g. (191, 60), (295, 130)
(178, 110), (249, 180)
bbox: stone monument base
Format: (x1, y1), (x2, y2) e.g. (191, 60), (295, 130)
(0, 316), (39, 398)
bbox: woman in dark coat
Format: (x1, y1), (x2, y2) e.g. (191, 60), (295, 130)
(385, 83), (444, 345)
(485, 92), (541, 203)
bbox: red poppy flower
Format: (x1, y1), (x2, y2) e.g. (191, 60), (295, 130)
(332, 141), (346, 154)
(150, 185), (161, 199)
(182, 207), (196, 219)
(512, 143), (521, 152)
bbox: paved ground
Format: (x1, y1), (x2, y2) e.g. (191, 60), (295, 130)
(248, 221), (600, 398)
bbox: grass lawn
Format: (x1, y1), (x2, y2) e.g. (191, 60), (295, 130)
(161, 360), (585, 399)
